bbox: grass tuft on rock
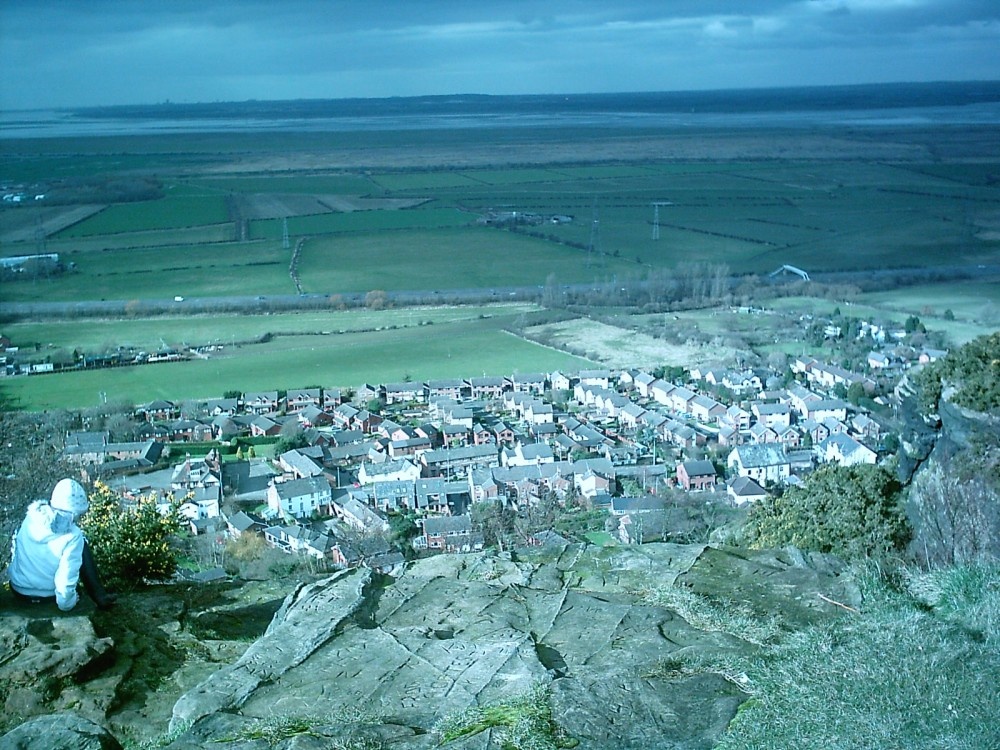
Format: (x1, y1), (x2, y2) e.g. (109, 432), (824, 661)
(435, 682), (577, 749)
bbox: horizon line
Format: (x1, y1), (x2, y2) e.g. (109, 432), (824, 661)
(16, 78), (1000, 114)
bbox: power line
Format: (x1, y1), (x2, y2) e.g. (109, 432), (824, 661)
(651, 201), (672, 240)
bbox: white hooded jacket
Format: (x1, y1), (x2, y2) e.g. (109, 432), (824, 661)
(9, 500), (84, 611)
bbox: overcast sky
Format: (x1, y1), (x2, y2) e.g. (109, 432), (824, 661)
(2, 0), (998, 110)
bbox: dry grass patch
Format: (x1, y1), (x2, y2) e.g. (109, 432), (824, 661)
(525, 317), (726, 369)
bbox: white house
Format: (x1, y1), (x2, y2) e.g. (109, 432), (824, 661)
(751, 402), (791, 429)
(501, 442), (555, 468)
(727, 444), (791, 485)
(727, 476), (768, 506)
(358, 458), (422, 484)
(267, 475), (331, 520)
(818, 433), (877, 466)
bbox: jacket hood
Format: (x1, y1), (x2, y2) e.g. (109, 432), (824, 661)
(23, 500), (74, 542)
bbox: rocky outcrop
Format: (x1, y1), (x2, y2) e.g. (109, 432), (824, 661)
(0, 713), (122, 750)
(160, 543), (857, 749)
(170, 566), (373, 732)
(895, 376), (1000, 484)
(0, 608), (114, 726)
(2, 543), (859, 749)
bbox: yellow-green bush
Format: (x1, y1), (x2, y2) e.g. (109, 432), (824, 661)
(80, 481), (184, 590)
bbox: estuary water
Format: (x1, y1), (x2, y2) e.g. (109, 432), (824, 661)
(2, 81), (999, 139)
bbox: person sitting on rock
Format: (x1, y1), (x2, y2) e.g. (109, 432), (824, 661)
(9, 478), (116, 611)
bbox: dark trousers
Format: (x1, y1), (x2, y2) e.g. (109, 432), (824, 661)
(80, 542), (113, 605)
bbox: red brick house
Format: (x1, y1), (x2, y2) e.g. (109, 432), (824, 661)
(676, 459), (717, 491)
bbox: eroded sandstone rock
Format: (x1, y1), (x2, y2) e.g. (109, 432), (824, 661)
(0, 712), (121, 750)
(164, 544), (855, 749)
(0, 607), (114, 726)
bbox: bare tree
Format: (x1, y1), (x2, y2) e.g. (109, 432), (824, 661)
(365, 290), (388, 310)
(908, 461), (1000, 567)
(0, 407), (73, 568)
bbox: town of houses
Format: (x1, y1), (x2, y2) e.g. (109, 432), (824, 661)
(56, 342), (944, 570)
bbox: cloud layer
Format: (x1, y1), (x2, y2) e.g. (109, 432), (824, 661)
(2, 1), (998, 109)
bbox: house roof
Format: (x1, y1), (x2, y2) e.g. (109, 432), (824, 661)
(373, 479), (415, 498)
(752, 402), (790, 415)
(732, 443), (789, 467)
(426, 378), (466, 389)
(361, 458), (419, 477)
(611, 495), (669, 513)
(227, 510), (263, 532)
(423, 445), (498, 463)
(287, 388), (321, 399)
(273, 475), (329, 499)
(820, 432), (875, 458)
(423, 515), (473, 534)
(467, 375), (506, 387)
(680, 460), (716, 477)
(516, 443), (554, 461)
(728, 475), (768, 497)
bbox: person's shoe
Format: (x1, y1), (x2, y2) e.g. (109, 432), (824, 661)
(96, 593), (118, 610)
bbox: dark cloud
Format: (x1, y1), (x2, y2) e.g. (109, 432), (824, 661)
(1, 0), (998, 109)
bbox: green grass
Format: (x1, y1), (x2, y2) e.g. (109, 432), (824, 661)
(2, 313), (592, 410)
(2, 241), (290, 302)
(42, 223), (236, 252)
(583, 531), (616, 547)
(4, 153), (997, 307)
(370, 172), (483, 191)
(214, 707), (383, 749)
(183, 174), (378, 195)
(251, 206), (471, 239)
(3, 304), (537, 351)
(297, 227), (635, 293)
(459, 168), (571, 185)
(707, 564), (1000, 750)
(640, 586), (782, 647)
(436, 682), (577, 749)
(56, 195), (229, 237)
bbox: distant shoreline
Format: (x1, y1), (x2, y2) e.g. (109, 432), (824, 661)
(3, 81), (999, 140)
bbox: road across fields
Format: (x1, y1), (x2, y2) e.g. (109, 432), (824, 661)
(1, 264), (996, 320)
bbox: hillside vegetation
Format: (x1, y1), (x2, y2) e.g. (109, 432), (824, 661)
(918, 331), (1000, 412)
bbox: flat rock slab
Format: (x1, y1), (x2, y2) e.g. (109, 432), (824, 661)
(165, 543), (856, 749)
(677, 545), (860, 628)
(170, 567), (373, 732)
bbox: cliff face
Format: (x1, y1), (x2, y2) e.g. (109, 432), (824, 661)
(895, 378), (1000, 485)
(1, 543), (857, 750)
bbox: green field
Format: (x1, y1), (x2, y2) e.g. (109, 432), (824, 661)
(2, 123), (998, 410)
(2, 310), (591, 410)
(251, 206), (472, 239)
(5, 304), (537, 352)
(5, 149), (999, 303)
(296, 228), (635, 293)
(58, 194), (229, 237)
